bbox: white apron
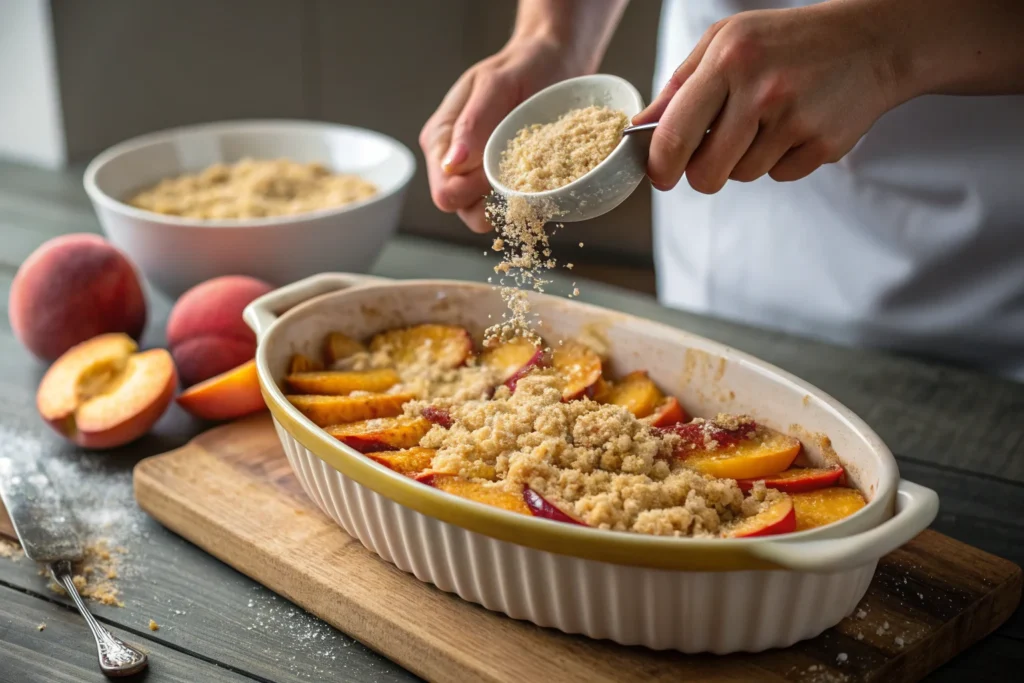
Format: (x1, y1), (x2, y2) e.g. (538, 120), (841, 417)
(653, 0), (1024, 380)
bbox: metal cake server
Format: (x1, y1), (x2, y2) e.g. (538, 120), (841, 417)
(0, 456), (148, 677)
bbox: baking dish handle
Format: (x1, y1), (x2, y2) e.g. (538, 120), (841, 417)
(243, 272), (387, 341)
(750, 479), (939, 573)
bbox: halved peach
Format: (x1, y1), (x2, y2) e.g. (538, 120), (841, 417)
(792, 487), (867, 531)
(735, 467), (844, 493)
(480, 337), (541, 382)
(287, 393), (414, 426)
(37, 333), (177, 450)
(325, 416), (431, 452)
(176, 359), (265, 421)
(366, 447), (436, 476)
(675, 420), (801, 480)
(649, 396), (688, 427)
(416, 472), (532, 516)
(600, 370), (664, 418)
(285, 369), (399, 395)
(369, 324), (472, 370)
(523, 488), (587, 525)
(288, 353), (324, 374)
(551, 341), (602, 400)
(726, 496), (796, 538)
(323, 332), (366, 364)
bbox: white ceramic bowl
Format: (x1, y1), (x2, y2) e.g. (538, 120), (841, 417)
(483, 74), (650, 222)
(83, 120), (416, 299)
(244, 273), (939, 654)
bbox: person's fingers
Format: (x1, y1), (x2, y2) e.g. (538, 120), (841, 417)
(420, 73), (476, 211)
(646, 62), (729, 191)
(444, 73), (519, 175)
(768, 141), (830, 182)
(729, 125), (796, 182)
(430, 169), (492, 215)
(456, 196), (492, 234)
(633, 19), (727, 125)
(683, 97), (759, 194)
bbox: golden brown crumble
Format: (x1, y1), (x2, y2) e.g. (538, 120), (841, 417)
(46, 540), (125, 607)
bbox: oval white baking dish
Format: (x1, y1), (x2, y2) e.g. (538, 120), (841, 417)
(244, 273), (939, 653)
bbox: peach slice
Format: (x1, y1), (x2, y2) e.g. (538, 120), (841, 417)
(325, 416), (431, 452)
(288, 353), (324, 374)
(649, 396), (688, 428)
(366, 447), (436, 477)
(37, 333), (177, 450)
(726, 496), (796, 538)
(415, 472), (532, 516)
(503, 347), (547, 392)
(323, 331), (367, 365)
(523, 488), (587, 525)
(551, 341), (603, 400)
(285, 369), (399, 395)
(287, 393), (414, 426)
(421, 406), (453, 428)
(600, 370), (664, 418)
(480, 337), (541, 382)
(735, 467), (844, 494)
(674, 419), (801, 480)
(176, 359), (265, 421)
(792, 487), (867, 531)
(369, 324), (472, 370)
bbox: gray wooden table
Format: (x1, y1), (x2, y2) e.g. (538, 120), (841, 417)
(1, 159), (1022, 682)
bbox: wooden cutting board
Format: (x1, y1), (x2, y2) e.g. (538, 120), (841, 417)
(134, 414), (1022, 683)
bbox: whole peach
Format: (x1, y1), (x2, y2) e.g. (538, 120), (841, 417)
(167, 275), (272, 387)
(9, 234), (147, 361)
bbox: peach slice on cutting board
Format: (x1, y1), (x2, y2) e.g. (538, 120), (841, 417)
(285, 369), (400, 395)
(600, 370), (664, 418)
(176, 359), (266, 422)
(792, 487), (867, 531)
(37, 333), (177, 449)
(726, 496), (796, 538)
(735, 467), (844, 494)
(480, 337), (541, 382)
(325, 416), (431, 452)
(551, 341), (603, 400)
(416, 472), (532, 516)
(672, 419), (801, 480)
(369, 324), (472, 370)
(366, 447), (436, 477)
(287, 393), (414, 427)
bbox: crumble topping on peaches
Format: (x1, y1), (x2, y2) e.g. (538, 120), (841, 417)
(283, 323), (866, 538)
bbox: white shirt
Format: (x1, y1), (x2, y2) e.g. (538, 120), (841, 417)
(653, 0), (1024, 380)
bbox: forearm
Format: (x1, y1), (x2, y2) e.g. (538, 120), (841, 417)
(856, 0), (1024, 100)
(511, 0), (629, 73)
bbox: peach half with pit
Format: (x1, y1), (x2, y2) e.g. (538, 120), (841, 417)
(36, 333), (176, 449)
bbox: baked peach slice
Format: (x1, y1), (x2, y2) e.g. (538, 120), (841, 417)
(480, 337), (541, 382)
(416, 472), (532, 516)
(369, 324), (472, 370)
(792, 487), (867, 531)
(176, 359), (265, 421)
(503, 348), (547, 392)
(323, 332), (366, 364)
(287, 393), (414, 427)
(37, 333), (176, 449)
(726, 496), (796, 538)
(649, 396), (688, 427)
(285, 369), (399, 395)
(551, 341), (602, 400)
(288, 353), (324, 374)
(600, 370), (664, 418)
(673, 418), (801, 480)
(366, 447), (436, 476)
(325, 416), (431, 452)
(523, 488), (587, 525)
(735, 467), (844, 494)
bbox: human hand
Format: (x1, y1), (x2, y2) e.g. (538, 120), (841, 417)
(634, 2), (903, 193)
(419, 36), (587, 232)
